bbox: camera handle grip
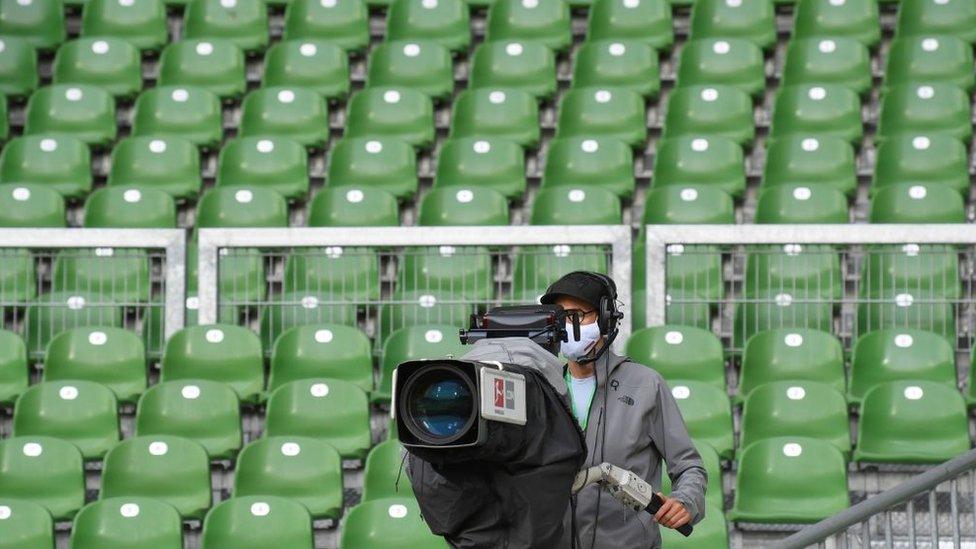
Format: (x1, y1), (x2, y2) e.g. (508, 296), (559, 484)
(645, 493), (693, 537)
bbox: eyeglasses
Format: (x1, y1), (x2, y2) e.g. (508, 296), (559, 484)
(563, 308), (596, 324)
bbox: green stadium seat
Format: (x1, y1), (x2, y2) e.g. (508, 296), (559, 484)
(161, 324), (263, 402)
(738, 328), (845, 398)
(142, 295), (241, 358)
(269, 324), (372, 394)
(897, 0), (976, 43)
(661, 85), (754, 146)
(259, 292), (359, 350)
(739, 381), (850, 457)
(53, 38), (141, 98)
(418, 186), (509, 226)
(555, 87), (646, 149)
(24, 85), (116, 147)
(283, 247), (379, 302)
(339, 497), (448, 549)
(652, 136), (745, 199)
(12, 380), (118, 460)
(450, 88), (540, 148)
(848, 328), (955, 404)
(239, 87), (329, 148)
(625, 325), (725, 388)
(530, 186), (622, 225)
(308, 187), (399, 227)
(0, 135), (91, 199)
(80, 0), (168, 51)
(375, 324), (467, 403)
(643, 186), (735, 224)
(658, 291), (712, 331)
(586, 0), (673, 50)
(689, 0), (776, 50)
(386, 0), (470, 52)
(262, 40), (349, 100)
(0, 184), (65, 227)
(542, 137), (634, 198)
(769, 85), (862, 144)
(0, 35), (37, 97)
(733, 290), (834, 350)
(43, 326), (146, 403)
(485, 0), (571, 51)
(511, 245), (607, 298)
(70, 498), (183, 549)
(234, 436), (343, 519)
(660, 440), (722, 510)
(362, 440), (414, 502)
(876, 83), (972, 144)
(217, 137), (308, 201)
(791, 0), (879, 47)
(0, 95), (6, 141)
(468, 41), (556, 100)
(282, 0), (369, 53)
(0, 499), (54, 548)
(434, 137), (526, 199)
(185, 242), (266, 304)
(855, 381), (970, 464)
(131, 86), (223, 149)
(158, 40), (245, 99)
(885, 35), (974, 92)
(135, 380), (242, 459)
(0, 249), (36, 304)
(196, 186), (289, 228)
(201, 496), (313, 549)
(83, 187), (176, 228)
(856, 292), (956, 346)
(25, 292), (123, 356)
(782, 38), (871, 97)
(265, 379), (371, 460)
(0, 330), (27, 405)
(0, 0), (65, 50)
(573, 40), (660, 98)
(730, 437), (848, 523)
(860, 243), (960, 300)
(100, 436), (211, 519)
(108, 137), (200, 199)
(345, 88), (435, 149)
(660, 504), (728, 547)
(676, 38), (764, 99)
(743, 244), (842, 300)
(668, 380), (733, 459)
(377, 289), (472, 343)
(326, 137), (417, 200)
(754, 184), (849, 223)
(762, 135), (856, 197)
(0, 437), (84, 520)
(868, 183), (965, 223)
(397, 246), (493, 299)
(182, 0), (268, 52)
(366, 41), (453, 101)
(51, 247), (152, 302)
(873, 133), (969, 196)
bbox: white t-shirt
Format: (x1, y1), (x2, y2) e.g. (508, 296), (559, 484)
(568, 374), (597, 426)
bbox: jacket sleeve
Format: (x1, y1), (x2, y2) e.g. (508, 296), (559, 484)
(648, 372), (708, 526)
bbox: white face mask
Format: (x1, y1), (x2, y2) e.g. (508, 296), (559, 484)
(561, 321), (602, 361)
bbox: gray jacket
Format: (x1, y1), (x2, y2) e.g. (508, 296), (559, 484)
(562, 350), (708, 549)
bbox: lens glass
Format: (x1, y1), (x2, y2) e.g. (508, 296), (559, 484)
(408, 371), (474, 439)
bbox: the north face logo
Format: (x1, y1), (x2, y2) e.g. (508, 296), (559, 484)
(618, 395), (635, 406)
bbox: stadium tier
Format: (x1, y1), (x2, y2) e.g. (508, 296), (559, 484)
(1, 0), (976, 546)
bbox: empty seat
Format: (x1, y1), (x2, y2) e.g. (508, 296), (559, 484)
(362, 440), (414, 502)
(265, 379), (371, 460)
(848, 328), (955, 404)
(660, 504), (728, 547)
(259, 292), (358, 350)
(50, 247), (150, 302)
(769, 85), (862, 144)
(896, 0), (976, 43)
(660, 440), (723, 510)
(308, 187), (399, 227)
(185, 242), (266, 304)
(135, 380), (242, 459)
(0, 135), (92, 199)
(0, 330), (28, 405)
(754, 184), (849, 224)
(217, 137), (308, 200)
(586, 0), (673, 50)
(730, 437), (848, 523)
(0, 35), (37, 97)
(377, 289), (472, 343)
(201, 496), (313, 549)
(739, 381), (850, 456)
(738, 328), (844, 398)
(24, 85), (116, 147)
(397, 246), (493, 299)
(468, 41), (556, 100)
(884, 35), (973, 92)
(860, 243), (960, 300)
(743, 244), (842, 300)
(625, 325), (725, 388)
(182, 0), (268, 52)
(367, 41), (453, 100)
(262, 40), (349, 100)
(643, 186), (735, 224)
(161, 324), (263, 402)
(0, 499), (54, 548)
(70, 498), (182, 549)
(542, 137), (634, 198)
(418, 186), (509, 226)
(676, 38), (764, 98)
(573, 40), (660, 98)
(326, 137), (417, 199)
(652, 136), (745, 199)
(869, 183), (965, 223)
(25, 292), (123, 356)
(873, 133), (969, 196)
(0, 248), (36, 304)
(689, 0), (776, 50)
(0, 437), (84, 520)
(43, 327), (146, 403)
(485, 0), (571, 51)
(53, 38), (142, 98)
(234, 436), (343, 519)
(791, 0), (879, 46)
(339, 497), (448, 549)
(158, 39), (245, 99)
(239, 88), (329, 148)
(284, 246), (379, 301)
(856, 291), (956, 345)
(0, 0), (65, 50)
(196, 186), (289, 228)
(131, 86), (223, 148)
(876, 83), (972, 144)
(375, 324), (467, 402)
(83, 187), (176, 228)
(781, 38), (871, 97)
(733, 290), (834, 350)
(662, 85), (754, 146)
(668, 380), (733, 459)
(12, 380), (118, 460)
(434, 137), (526, 199)
(385, 0), (470, 52)
(80, 0), (168, 51)
(345, 88), (434, 149)
(269, 324), (373, 394)
(511, 245), (608, 298)
(450, 88), (539, 148)
(100, 436), (211, 518)
(530, 186), (622, 225)
(282, 0), (369, 53)
(763, 135), (856, 197)
(555, 87), (645, 148)
(855, 381), (970, 464)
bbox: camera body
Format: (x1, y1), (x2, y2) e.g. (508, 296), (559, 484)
(459, 304), (569, 355)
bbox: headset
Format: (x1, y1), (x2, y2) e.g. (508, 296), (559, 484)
(566, 271), (624, 364)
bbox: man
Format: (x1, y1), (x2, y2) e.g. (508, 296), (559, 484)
(540, 271), (707, 549)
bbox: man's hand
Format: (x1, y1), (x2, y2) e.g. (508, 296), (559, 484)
(653, 493), (691, 529)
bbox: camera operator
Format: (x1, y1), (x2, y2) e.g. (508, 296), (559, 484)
(540, 271), (707, 549)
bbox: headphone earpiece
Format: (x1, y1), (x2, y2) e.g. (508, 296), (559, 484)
(580, 271), (621, 336)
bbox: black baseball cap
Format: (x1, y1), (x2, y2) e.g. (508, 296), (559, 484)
(539, 271), (614, 309)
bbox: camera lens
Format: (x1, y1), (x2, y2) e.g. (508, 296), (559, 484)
(401, 365), (478, 445)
